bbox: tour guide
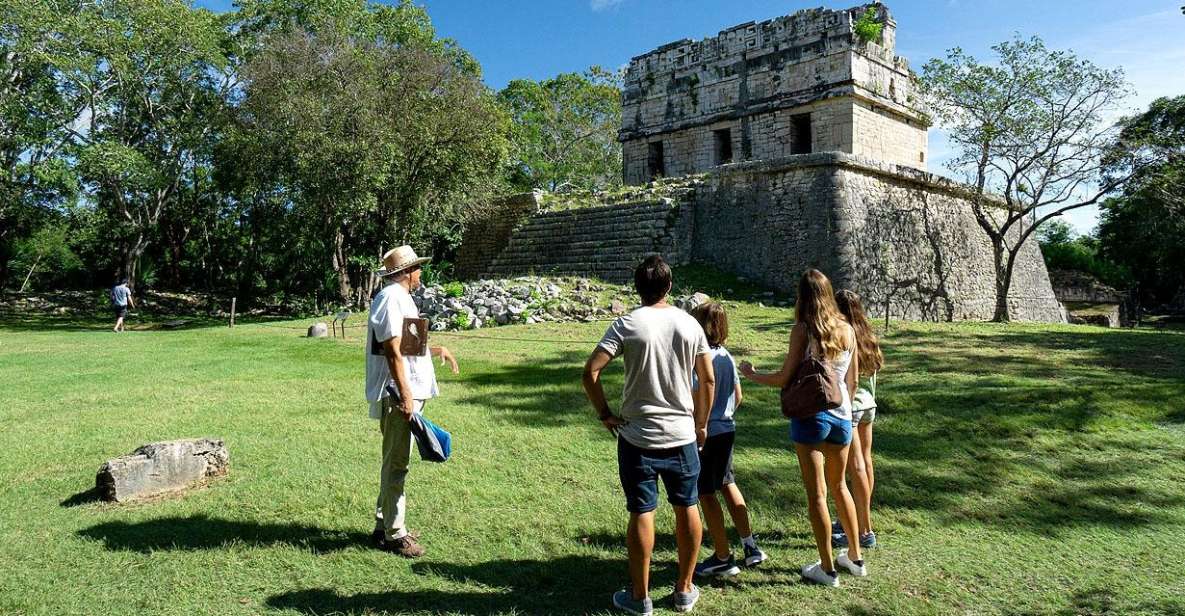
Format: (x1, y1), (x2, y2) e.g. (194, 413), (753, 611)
(583, 255), (716, 615)
(366, 245), (458, 557)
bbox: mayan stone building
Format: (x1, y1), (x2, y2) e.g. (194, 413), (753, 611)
(619, 3), (928, 183)
(458, 3), (1066, 322)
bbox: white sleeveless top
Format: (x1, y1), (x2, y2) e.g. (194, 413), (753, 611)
(806, 327), (855, 421)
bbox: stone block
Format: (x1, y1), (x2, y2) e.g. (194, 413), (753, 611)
(96, 438), (229, 502)
(307, 322), (328, 337)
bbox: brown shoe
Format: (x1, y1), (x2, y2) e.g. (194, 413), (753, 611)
(381, 533), (425, 558)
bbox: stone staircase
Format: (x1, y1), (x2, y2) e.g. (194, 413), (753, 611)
(481, 199), (693, 282)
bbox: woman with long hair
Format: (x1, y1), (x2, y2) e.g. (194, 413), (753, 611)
(739, 269), (865, 587)
(832, 289), (884, 551)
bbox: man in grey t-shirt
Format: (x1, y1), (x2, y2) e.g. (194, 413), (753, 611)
(110, 278), (135, 333)
(583, 255), (715, 615)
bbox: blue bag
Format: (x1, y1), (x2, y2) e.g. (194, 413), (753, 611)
(408, 412), (452, 463)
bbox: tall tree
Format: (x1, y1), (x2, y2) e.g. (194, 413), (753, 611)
(60, 0), (232, 286)
(0, 0), (87, 289)
(236, 0), (505, 306)
(921, 37), (1137, 321)
(498, 67), (623, 192)
(1097, 95), (1185, 306)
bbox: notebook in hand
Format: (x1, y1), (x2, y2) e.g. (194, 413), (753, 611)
(399, 318), (429, 356)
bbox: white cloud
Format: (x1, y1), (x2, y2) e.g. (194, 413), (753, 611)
(590, 0), (625, 12)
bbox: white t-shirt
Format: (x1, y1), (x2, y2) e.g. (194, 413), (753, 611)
(366, 283), (438, 419)
(598, 305), (711, 449)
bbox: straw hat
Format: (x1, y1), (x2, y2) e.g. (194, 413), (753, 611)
(376, 246), (431, 278)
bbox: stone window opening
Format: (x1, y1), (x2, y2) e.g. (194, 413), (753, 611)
(714, 129), (734, 165)
(791, 113), (812, 154)
(919, 151), (925, 164)
(648, 141), (666, 180)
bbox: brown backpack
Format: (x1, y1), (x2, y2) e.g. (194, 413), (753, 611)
(780, 342), (844, 419)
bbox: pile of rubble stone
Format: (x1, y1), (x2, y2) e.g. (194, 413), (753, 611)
(407, 276), (712, 331)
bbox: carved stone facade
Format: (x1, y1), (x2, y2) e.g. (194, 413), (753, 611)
(620, 3), (927, 185)
(456, 4), (1065, 322)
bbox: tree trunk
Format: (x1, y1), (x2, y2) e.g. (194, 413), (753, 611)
(19, 253), (41, 292)
(991, 241), (1022, 323)
(123, 235), (148, 289)
(331, 227), (351, 305)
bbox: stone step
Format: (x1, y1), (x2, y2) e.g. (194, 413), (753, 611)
(531, 201), (674, 221)
(509, 214), (675, 235)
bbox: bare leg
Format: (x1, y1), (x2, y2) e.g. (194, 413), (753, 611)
(700, 493), (731, 558)
(720, 483), (753, 539)
(794, 443), (833, 569)
(114, 316), (124, 332)
(822, 442), (861, 563)
(627, 511), (655, 600)
(847, 428), (873, 536)
(672, 504), (702, 593)
(859, 421), (875, 528)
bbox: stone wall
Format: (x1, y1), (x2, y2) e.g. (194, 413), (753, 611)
(463, 153), (1065, 323)
(456, 192), (542, 280)
(475, 198), (695, 283)
(620, 3), (928, 185)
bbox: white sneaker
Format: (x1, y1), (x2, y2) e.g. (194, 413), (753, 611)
(835, 551), (867, 577)
(800, 561), (839, 587)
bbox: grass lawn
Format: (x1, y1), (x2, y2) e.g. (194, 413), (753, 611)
(2, 289), (1185, 615)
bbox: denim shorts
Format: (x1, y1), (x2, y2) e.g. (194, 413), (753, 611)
(617, 438), (700, 513)
(790, 411), (853, 446)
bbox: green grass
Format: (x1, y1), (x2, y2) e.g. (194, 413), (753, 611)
(2, 297), (1185, 615)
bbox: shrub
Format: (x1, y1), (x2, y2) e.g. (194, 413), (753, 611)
(443, 281), (465, 298)
(853, 8), (883, 44)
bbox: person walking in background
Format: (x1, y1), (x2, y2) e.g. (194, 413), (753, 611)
(739, 269), (866, 587)
(582, 255), (716, 615)
(110, 278), (135, 332)
(689, 302), (768, 579)
(366, 245), (459, 558)
(832, 289), (884, 551)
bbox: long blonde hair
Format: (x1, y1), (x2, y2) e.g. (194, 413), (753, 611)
(835, 289), (884, 375)
(795, 269), (852, 361)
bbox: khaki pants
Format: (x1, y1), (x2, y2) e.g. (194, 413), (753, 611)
(374, 397), (421, 541)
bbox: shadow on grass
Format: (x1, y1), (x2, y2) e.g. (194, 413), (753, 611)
(60, 486), (104, 508)
(266, 556), (632, 615)
(77, 515), (368, 553)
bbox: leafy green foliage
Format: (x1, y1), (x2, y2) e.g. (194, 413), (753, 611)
(853, 7), (883, 44)
(498, 67), (623, 192)
(1094, 96), (1185, 307)
(442, 281), (465, 298)
(1038, 221), (1130, 289)
(920, 36), (1130, 321)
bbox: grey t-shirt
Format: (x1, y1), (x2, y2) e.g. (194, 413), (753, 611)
(598, 305), (710, 449)
(111, 284), (131, 307)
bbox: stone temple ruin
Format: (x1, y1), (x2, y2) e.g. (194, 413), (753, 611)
(457, 3), (1065, 322)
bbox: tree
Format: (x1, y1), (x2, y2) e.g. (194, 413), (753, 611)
(13, 221), (80, 292)
(1097, 96), (1185, 306)
(921, 36), (1138, 321)
(498, 67), (622, 192)
(58, 0), (233, 287)
(0, 0), (87, 290)
(236, 1), (507, 305)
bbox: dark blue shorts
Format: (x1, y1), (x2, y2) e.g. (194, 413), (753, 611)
(617, 438), (700, 513)
(790, 412), (853, 446)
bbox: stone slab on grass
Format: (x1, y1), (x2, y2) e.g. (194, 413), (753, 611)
(96, 438), (228, 502)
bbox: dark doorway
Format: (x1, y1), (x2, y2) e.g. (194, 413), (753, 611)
(791, 114), (812, 154)
(647, 141), (666, 180)
(713, 128), (733, 165)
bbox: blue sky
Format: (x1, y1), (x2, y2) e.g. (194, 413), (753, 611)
(198, 0), (1184, 233)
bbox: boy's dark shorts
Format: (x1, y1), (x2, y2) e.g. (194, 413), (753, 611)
(113, 305), (128, 318)
(617, 438), (700, 513)
(697, 431), (736, 495)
